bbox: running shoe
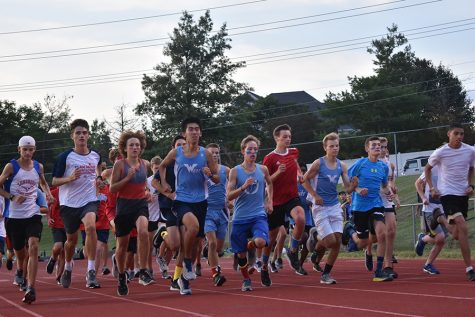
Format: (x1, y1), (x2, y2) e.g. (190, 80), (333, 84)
(383, 267), (398, 279)
(430, 208), (444, 230)
(373, 269), (393, 282)
(241, 278), (252, 292)
(391, 254), (398, 264)
(213, 273), (227, 286)
(86, 269), (101, 288)
(117, 273), (129, 296)
(285, 247), (301, 271)
(254, 260), (263, 273)
(102, 267), (111, 275)
(306, 227), (318, 252)
(170, 279), (180, 291)
(14, 269), (24, 286)
(161, 270), (172, 280)
(342, 221), (354, 245)
(139, 270), (154, 286)
(423, 263), (440, 275)
(415, 233), (426, 256)
(111, 253), (119, 278)
(156, 255), (169, 273)
(20, 279), (28, 292)
(56, 276), (61, 285)
(260, 269), (272, 287)
(320, 273), (337, 284)
(269, 261), (279, 273)
(467, 269), (475, 281)
(295, 266), (308, 276)
(22, 287), (36, 304)
(182, 266), (196, 281)
(276, 258), (284, 270)
(313, 262), (323, 273)
(178, 276), (192, 295)
(46, 257), (56, 274)
(61, 270), (72, 288)
(365, 249), (373, 272)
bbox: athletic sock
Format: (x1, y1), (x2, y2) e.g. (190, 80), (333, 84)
(87, 260), (95, 271)
(173, 265), (183, 280)
(262, 255), (269, 265)
(323, 263), (333, 275)
(376, 256), (384, 272)
(290, 237), (300, 251)
(237, 257), (250, 279)
(65, 261), (73, 271)
(466, 266), (474, 273)
(184, 258), (193, 271)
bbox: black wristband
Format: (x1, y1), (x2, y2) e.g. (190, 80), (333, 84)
(96, 175), (103, 181)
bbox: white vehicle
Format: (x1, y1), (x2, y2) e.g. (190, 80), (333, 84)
(402, 156), (429, 176)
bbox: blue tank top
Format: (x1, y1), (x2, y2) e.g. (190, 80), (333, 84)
(175, 146), (208, 203)
(297, 183), (314, 226)
(233, 164), (266, 224)
(207, 165), (227, 210)
(316, 157), (342, 206)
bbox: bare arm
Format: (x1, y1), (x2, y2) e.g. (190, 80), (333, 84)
(262, 165), (273, 213)
(415, 178), (428, 205)
(301, 159), (322, 205)
(206, 151), (220, 183)
(52, 168), (81, 187)
(226, 167), (241, 201)
(0, 164), (13, 199)
(341, 162), (358, 194)
(158, 149), (176, 193)
(466, 166), (474, 196)
(109, 161), (131, 193)
(38, 164), (54, 203)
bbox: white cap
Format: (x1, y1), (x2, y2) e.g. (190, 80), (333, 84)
(18, 136), (36, 147)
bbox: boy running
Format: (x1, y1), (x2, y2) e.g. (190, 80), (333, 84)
(0, 136), (53, 303)
(227, 135), (273, 291)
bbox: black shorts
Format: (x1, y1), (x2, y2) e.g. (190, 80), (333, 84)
(384, 206), (396, 214)
(148, 220), (159, 232)
(352, 207), (385, 240)
(268, 197), (302, 231)
(127, 236), (137, 253)
(52, 228), (67, 244)
(5, 215), (43, 251)
(174, 200), (207, 237)
(0, 237), (5, 254)
(161, 207), (178, 228)
(440, 195), (468, 221)
(60, 201), (99, 234)
(115, 198), (149, 238)
(82, 229), (109, 243)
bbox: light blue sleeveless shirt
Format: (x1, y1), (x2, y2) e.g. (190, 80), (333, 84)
(207, 165), (227, 210)
(233, 164), (266, 224)
(175, 146), (208, 203)
(316, 157), (342, 206)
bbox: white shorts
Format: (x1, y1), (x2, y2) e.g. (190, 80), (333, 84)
(312, 203), (343, 240)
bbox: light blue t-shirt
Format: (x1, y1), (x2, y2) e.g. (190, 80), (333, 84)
(175, 146), (208, 203)
(233, 164), (266, 224)
(348, 158), (388, 212)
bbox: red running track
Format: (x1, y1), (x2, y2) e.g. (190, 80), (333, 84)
(0, 258), (474, 317)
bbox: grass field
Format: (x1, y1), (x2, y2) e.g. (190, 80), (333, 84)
(36, 174), (475, 258)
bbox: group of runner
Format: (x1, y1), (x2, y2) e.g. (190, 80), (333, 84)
(0, 118), (474, 305)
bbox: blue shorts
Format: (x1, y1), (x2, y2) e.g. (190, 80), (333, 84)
(231, 216), (269, 253)
(204, 209), (228, 240)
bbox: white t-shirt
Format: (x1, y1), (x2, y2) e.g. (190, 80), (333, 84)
(147, 176), (160, 222)
(418, 166), (442, 213)
(52, 149), (101, 208)
(428, 143), (475, 196)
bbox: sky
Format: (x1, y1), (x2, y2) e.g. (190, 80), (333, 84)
(1, 0), (474, 125)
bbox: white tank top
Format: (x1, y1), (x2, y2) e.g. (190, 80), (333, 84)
(379, 157), (394, 209)
(9, 167), (40, 218)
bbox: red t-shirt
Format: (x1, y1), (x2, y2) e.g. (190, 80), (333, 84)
(263, 148), (300, 206)
(48, 187), (64, 229)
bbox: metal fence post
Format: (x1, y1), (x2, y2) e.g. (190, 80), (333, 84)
(411, 205), (417, 246)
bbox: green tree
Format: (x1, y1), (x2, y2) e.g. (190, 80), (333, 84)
(323, 24), (474, 156)
(89, 119), (112, 159)
(136, 10), (251, 144)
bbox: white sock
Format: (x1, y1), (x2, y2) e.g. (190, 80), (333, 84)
(65, 261), (73, 271)
(466, 266), (474, 273)
(87, 260), (96, 271)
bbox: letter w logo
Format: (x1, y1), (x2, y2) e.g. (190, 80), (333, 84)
(327, 174), (338, 184)
(184, 164), (198, 173)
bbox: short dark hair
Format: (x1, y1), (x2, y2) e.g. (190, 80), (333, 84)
(181, 117), (202, 132)
(365, 136), (380, 147)
(70, 119), (89, 132)
(206, 143), (220, 149)
(338, 191), (346, 195)
(171, 135), (186, 148)
(273, 124), (291, 137)
(448, 122), (464, 131)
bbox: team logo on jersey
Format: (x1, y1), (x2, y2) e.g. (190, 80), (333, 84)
(184, 163), (200, 174)
(371, 168), (378, 173)
(326, 174), (339, 184)
(244, 180), (259, 195)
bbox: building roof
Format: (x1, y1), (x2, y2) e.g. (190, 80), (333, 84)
(267, 91), (325, 112)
